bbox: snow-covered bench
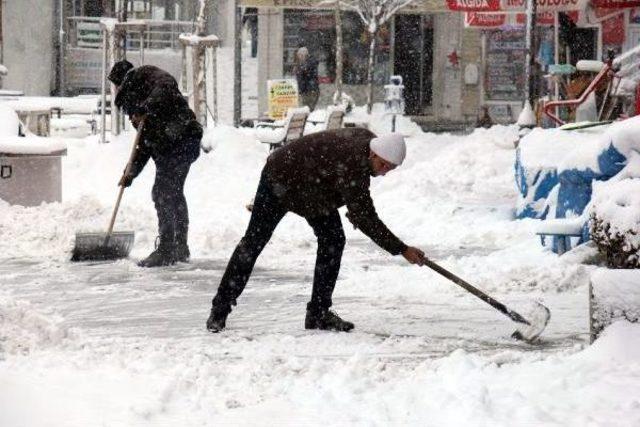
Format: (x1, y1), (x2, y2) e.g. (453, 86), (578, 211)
(254, 106), (310, 151)
(535, 217), (586, 255)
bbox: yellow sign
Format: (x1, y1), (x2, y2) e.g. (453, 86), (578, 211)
(268, 79), (299, 120)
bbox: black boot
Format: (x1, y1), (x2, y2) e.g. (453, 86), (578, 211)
(206, 302), (231, 333)
(174, 242), (190, 263)
(138, 237), (175, 268)
(305, 307), (354, 332)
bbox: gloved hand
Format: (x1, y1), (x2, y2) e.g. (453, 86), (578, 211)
(130, 112), (145, 129)
(402, 246), (427, 266)
(118, 173), (134, 188)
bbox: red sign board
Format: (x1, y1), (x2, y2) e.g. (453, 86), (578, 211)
(592, 0), (640, 8)
(516, 11), (555, 24)
(447, 0), (501, 11)
(602, 13), (626, 45)
(502, 0), (586, 11)
(465, 12), (507, 27)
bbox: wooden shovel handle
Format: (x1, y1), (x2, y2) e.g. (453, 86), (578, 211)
(106, 119), (145, 237)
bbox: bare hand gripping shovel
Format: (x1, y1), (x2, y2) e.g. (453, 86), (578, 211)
(423, 258), (550, 343)
(71, 122), (144, 262)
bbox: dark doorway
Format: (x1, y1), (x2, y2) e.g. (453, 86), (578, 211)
(394, 14), (433, 115)
(570, 28), (598, 64)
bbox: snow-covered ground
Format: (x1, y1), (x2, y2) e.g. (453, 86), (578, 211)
(1, 118), (640, 426)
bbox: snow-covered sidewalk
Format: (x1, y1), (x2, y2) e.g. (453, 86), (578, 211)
(1, 124), (639, 426)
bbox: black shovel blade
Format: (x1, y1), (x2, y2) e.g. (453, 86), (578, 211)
(71, 231), (135, 261)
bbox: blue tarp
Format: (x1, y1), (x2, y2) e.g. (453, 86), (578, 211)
(516, 141), (627, 253)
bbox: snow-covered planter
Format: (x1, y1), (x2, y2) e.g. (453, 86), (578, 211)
(590, 268), (640, 342)
(590, 153), (640, 268)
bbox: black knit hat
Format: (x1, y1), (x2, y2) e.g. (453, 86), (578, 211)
(107, 60), (134, 85)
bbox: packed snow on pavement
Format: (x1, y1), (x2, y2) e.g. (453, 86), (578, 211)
(1, 115), (640, 426)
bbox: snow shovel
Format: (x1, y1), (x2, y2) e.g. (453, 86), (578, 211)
(423, 258), (550, 343)
(71, 121), (144, 262)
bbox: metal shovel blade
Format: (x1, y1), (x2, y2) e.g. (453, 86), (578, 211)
(511, 302), (551, 343)
(71, 231), (135, 261)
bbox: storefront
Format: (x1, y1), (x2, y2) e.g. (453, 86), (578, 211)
(245, 0), (483, 122)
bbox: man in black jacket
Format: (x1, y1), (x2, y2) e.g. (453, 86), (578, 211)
(108, 60), (203, 267)
(206, 128), (426, 333)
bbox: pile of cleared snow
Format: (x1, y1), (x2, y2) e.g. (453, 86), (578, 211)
(0, 295), (77, 355)
(519, 116), (640, 174)
(591, 152), (640, 267)
(0, 319), (638, 426)
(590, 269), (640, 338)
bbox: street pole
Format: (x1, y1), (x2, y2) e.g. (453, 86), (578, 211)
(523, 0), (537, 107)
(59, 0), (66, 96)
(234, 2), (242, 126)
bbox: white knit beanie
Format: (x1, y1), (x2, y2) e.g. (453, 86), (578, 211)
(369, 133), (406, 165)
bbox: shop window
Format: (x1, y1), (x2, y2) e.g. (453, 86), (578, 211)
(283, 10), (390, 86)
(484, 29), (526, 102)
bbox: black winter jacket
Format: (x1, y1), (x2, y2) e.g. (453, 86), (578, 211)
(115, 65), (202, 176)
(264, 128), (407, 255)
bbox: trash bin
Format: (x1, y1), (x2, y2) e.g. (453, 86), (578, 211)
(0, 138), (67, 206)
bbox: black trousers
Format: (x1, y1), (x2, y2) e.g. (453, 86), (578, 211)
(213, 174), (346, 312)
(152, 142), (200, 249)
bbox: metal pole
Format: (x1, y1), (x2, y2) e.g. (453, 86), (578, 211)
(233, 2), (242, 126)
(58, 0), (66, 96)
(554, 11), (560, 125)
(523, 0), (537, 106)
(139, 30), (144, 64)
(101, 28), (108, 143)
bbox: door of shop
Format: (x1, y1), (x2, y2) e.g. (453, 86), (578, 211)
(571, 28), (598, 64)
(394, 14), (433, 115)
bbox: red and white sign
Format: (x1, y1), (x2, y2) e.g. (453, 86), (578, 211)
(465, 12), (507, 27)
(515, 11), (555, 24)
(447, 0), (501, 11)
(592, 0), (640, 8)
(602, 12), (626, 45)
(502, 0), (587, 12)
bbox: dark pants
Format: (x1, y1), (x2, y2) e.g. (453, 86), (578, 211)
(213, 174), (346, 312)
(152, 141), (200, 250)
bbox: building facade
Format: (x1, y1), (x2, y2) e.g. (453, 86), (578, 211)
(243, 0), (484, 124)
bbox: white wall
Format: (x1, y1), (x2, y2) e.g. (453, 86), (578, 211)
(2, 0), (55, 95)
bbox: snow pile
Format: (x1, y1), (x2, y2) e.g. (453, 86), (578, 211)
(591, 152), (640, 268)
(0, 319), (639, 426)
(520, 116), (640, 175)
(0, 295), (77, 356)
(590, 268), (640, 336)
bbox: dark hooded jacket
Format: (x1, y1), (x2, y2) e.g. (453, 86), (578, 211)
(264, 127), (407, 255)
(114, 65), (202, 176)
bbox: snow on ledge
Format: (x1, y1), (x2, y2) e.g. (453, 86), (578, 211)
(0, 136), (67, 156)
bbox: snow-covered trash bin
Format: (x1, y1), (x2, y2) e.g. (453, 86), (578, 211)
(0, 139), (67, 206)
(0, 104), (67, 206)
(590, 269), (640, 342)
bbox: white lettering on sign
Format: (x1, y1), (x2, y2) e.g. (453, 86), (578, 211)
(503, 0), (583, 10)
(457, 0), (490, 7)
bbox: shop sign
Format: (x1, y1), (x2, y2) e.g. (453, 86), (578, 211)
(592, 0), (640, 8)
(447, 0), (501, 11)
(502, 0), (587, 12)
(602, 12), (626, 45)
(267, 79), (299, 120)
(515, 11), (555, 25)
(465, 12), (506, 27)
